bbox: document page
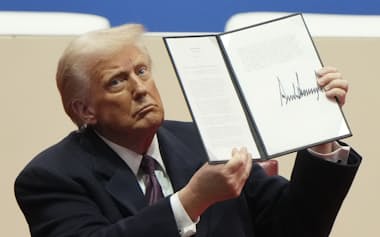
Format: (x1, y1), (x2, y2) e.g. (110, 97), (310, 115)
(165, 36), (260, 161)
(220, 14), (351, 156)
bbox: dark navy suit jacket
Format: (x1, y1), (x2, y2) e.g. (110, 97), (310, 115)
(15, 120), (361, 237)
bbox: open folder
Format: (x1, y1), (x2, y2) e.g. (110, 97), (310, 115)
(163, 13), (351, 162)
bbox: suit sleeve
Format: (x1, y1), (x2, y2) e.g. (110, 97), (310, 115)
(15, 165), (181, 237)
(244, 147), (361, 237)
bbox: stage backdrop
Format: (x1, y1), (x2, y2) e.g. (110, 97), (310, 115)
(0, 0), (379, 32)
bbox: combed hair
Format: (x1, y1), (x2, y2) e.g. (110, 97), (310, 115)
(56, 24), (149, 127)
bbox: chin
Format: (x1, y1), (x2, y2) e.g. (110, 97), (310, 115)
(136, 112), (164, 131)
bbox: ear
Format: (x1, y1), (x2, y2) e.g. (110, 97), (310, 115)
(71, 99), (97, 125)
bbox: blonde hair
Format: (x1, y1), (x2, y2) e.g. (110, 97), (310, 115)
(56, 24), (149, 127)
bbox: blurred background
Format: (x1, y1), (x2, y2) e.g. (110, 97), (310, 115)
(1, 1), (379, 237)
(1, 0), (379, 32)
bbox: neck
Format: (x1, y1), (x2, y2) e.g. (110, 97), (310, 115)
(94, 127), (157, 154)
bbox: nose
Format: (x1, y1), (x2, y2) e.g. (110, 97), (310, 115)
(130, 75), (148, 100)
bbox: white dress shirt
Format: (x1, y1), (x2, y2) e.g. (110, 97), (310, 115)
(96, 131), (349, 237)
(96, 133), (196, 237)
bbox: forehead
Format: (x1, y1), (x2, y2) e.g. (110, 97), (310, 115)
(104, 45), (149, 67)
(91, 45), (151, 79)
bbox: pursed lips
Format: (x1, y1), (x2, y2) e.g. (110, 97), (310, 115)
(133, 104), (157, 118)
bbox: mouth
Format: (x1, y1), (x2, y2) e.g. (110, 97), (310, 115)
(134, 104), (158, 118)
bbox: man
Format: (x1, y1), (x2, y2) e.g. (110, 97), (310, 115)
(15, 24), (361, 237)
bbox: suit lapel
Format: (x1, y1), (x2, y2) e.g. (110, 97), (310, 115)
(157, 124), (211, 237)
(157, 125), (205, 192)
(80, 128), (147, 215)
(105, 167), (146, 214)
(79, 124), (211, 235)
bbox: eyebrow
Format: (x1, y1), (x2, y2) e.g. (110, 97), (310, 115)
(98, 54), (151, 81)
(96, 66), (126, 84)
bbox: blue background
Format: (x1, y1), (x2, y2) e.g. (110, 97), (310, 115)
(1, 0), (379, 32)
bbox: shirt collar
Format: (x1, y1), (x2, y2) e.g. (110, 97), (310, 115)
(95, 132), (166, 176)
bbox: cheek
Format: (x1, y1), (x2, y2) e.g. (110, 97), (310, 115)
(95, 95), (133, 119)
(150, 84), (163, 104)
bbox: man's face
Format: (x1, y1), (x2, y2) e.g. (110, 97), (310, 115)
(85, 45), (164, 140)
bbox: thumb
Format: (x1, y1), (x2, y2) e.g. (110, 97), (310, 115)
(226, 147), (247, 173)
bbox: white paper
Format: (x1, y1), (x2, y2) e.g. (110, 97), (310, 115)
(165, 36), (260, 161)
(165, 14), (351, 161)
(220, 14), (350, 156)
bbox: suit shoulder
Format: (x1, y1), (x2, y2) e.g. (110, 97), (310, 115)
(20, 131), (86, 172)
(162, 120), (194, 127)
(161, 120), (199, 138)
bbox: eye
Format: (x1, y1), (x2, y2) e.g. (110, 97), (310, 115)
(106, 75), (127, 91)
(136, 65), (149, 78)
(109, 77), (124, 86)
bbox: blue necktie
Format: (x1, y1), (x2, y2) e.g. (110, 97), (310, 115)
(140, 155), (164, 205)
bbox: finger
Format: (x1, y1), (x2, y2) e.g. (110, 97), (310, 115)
(246, 153), (253, 174)
(316, 66), (338, 77)
(325, 88), (347, 106)
(227, 147), (248, 173)
(233, 148), (252, 181)
(238, 153), (253, 184)
(323, 78), (349, 107)
(229, 149), (252, 194)
(322, 78), (349, 92)
(236, 153), (253, 195)
(231, 147), (238, 157)
(317, 72), (343, 87)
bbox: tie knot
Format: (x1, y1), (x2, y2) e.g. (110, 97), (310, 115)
(140, 155), (157, 175)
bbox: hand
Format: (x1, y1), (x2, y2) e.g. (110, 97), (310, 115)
(313, 66), (348, 154)
(178, 147), (253, 221)
(316, 66), (349, 106)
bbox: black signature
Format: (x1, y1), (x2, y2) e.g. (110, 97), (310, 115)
(277, 72), (323, 106)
